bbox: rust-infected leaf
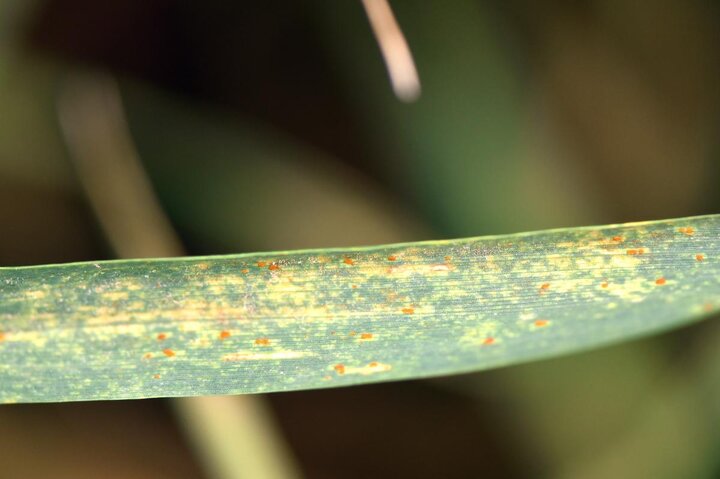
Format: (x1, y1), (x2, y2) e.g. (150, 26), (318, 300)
(1, 214), (719, 403)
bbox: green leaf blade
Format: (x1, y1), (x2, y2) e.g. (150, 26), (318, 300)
(1, 215), (719, 403)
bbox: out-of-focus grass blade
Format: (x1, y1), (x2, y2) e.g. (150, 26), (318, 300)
(1, 215), (719, 403)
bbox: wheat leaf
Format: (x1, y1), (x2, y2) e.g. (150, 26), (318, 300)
(1, 214), (718, 403)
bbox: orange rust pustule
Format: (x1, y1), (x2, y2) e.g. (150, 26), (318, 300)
(256, 261), (267, 268)
(626, 248), (645, 255)
(655, 277), (667, 285)
(0, 332), (4, 342)
(612, 236), (624, 242)
(334, 364), (346, 375)
(601, 282), (609, 288)
(360, 333), (373, 340)
(157, 333), (167, 341)
(153, 374), (161, 379)
(539, 283), (550, 292)
(241, 268), (250, 274)
(368, 362), (379, 368)
(219, 330), (231, 340)
(401, 307), (415, 315)
(268, 263), (280, 271)
(534, 320), (549, 327)
(678, 227), (695, 236)
(343, 257), (355, 265)
(696, 254), (705, 262)
(387, 255), (397, 261)
(254, 338), (271, 346)
(483, 337), (495, 345)
(163, 348), (175, 357)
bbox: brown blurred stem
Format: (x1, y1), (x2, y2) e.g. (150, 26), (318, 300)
(57, 70), (302, 479)
(361, 0), (421, 102)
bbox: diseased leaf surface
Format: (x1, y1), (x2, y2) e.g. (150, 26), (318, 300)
(1, 215), (719, 403)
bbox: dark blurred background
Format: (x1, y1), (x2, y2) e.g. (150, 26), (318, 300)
(1, 0), (719, 477)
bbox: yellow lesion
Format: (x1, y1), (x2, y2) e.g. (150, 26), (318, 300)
(574, 255), (609, 273)
(222, 350), (314, 361)
(205, 275), (246, 287)
(606, 276), (654, 303)
(24, 290), (47, 300)
(337, 361), (392, 375)
(255, 304), (334, 323)
(556, 237), (629, 250)
(102, 291), (129, 301)
(384, 262), (456, 279)
(483, 255), (502, 272)
(460, 320), (499, 346)
(122, 280), (144, 291)
(4, 330), (49, 348)
(608, 252), (644, 269)
(85, 300), (247, 325)
(543, 255), (574, 272)
(84, 323), (149, 338)
(546, 277), (597, 294)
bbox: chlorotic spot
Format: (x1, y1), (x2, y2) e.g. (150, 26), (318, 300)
(696, 254), (705, 262)
(360, 333), (373, 340)
(257, 261), (267, 268)
(349, 331), (357, 336)
(601, 282), (609, 288)
(402, 307), (415, 315)
(334, 364), (346, 374)
(388, 255), (397, 261)
(157, 333), (167, 341)
(534, 320), (549, 328)
(163, 348), (175, 357)
(197, 262), (209, 270)
(368, 362), (379, 367)
(0, 332), (4, 342)
(268, 263), (280, 271)
(444, 256), (452, 262)
(343, 257), (355, 265)
(655, 277), (666, 285)
(219, 330), (231, 340)
(483, 337), (495, 345)
(254, 338), (271, 346)
(143, 353), (153, 359)
(153, 374), (161, 379)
